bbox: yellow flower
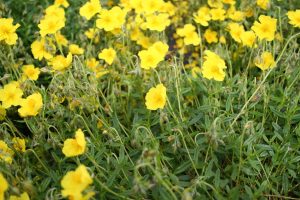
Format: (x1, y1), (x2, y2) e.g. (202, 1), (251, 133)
(54, 0), (69, 8)
(12, 137), (26, 153)
(98, 48), (116, 65)
(241, 31), (256, 47)
(201, 50), (227, 81)
(204, 29), (218, 44)
(145, 84), (167, 110)
(251, 15), (277, 41)
(194, 6), (211, 26)
(256, 0), (270, 10)
(85, 28), (98, 40)
(55, 32), (68, 47)
(142, 0), (164, 14)
(96, 6), (127, 32)
(18, 93), (43, 117)
(227, 23), (244, 43)
(0, 140), (14, 164)
(38, 15), (65, 37)
(138, 49), (160, 69)
(227, 7), (245, 21)
(210, 8), (226, 21)
(69, 44), (84, 55)
(0, 173), (8, 200)
(287, 10), (300, 28)
(48, 53), (72, 71)
(86, 58), (99, 71)
(62, 129), (86, 157)
(0, 82), (23, 109)
(22, 65), (40, 81)
(176, 24), (200, 46)
(0, 18), (20, 45)
(79, 0), (101, 20)
(61, 165), (93, 199)
(144, 13), (170, 32)
(31, 38), (55, 60)
(254, 51), (275, 70)
(138, 41), (168, 69)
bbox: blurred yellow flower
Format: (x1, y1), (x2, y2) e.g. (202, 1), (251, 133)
(31, 38), (55, 60)
(0, 173), (8, 200)
(251, 15), (277, 41)
(145, 84), (167, 110)
(227, 23), (244, 43)
(142, 0), (164, 14)
(55, 32), (68, 46)
(256, 0), (270, 10)
(62, 129), (86, 157)
(98, 48), (116, 65)
(61, 165), (93, 200)
(255, 51), (275, 70)
(18, 93), (43, 117)
(241, 31), (256, 47)
(48, 53), (72, 71)
(38, 15), (65, 37)
(22, 65), (40, 81)
(69, 44), (84, 55)
(144, 13), (170, 32)
(210, 8), (226, 21)
(79, 0), (101, 20)
(96, 6), (127, 32)
(12, 137), (26, 153)
(202, 50), (227, 81)
(0, 82), (23, 109)
(287, 10), (300, 28)
(204, 29), (218, 43)
(138, 41), (168, 69)
(0, 18), (20, 45)
(194, 6), (211, 26)
(0, 140), (14, 164)
(176, 24), (200, 46)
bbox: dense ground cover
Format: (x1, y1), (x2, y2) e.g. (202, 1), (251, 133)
(0, 0), (300, 199)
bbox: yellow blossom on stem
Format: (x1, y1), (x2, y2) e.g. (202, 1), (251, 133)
(201, 50), (227, 81)
(48, 53), (72, 71)
(62, 129), (86, 157)
(61, 165), (93, 200)
(0, 82), (23, 109)
(18, 92), (43, 117)
(0, 18), (20, 45)
(31, 38), (55, 60)
(79, 0), (101, 20)
(98, 48), (116, 65)
(251, 15), (277, 41)
(22, 65), (40, 81)
(254, 51), (275, 71)
(287, 10), (300, 28)
(145, 84), (167, 110)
